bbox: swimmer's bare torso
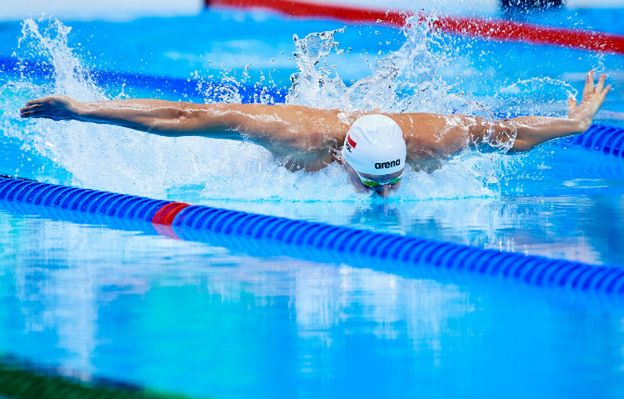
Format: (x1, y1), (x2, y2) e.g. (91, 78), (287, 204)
(20, 70), (610, 172)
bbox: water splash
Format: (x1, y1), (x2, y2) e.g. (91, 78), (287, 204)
(495, 77), (578, 117)
(17, 18), (104, 101)
(3, 16), (511, 203)
(287, 15), (484, 115)
(285, 15), (503, 198)
(3, 18), (295, 199)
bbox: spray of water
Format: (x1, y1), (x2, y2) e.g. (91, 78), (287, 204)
(2, 16), (525, 203)
(286, 15), (522, 116)
(4, 18), (320, 200)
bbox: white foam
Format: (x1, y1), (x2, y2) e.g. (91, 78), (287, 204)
(6, 17), (511, 203)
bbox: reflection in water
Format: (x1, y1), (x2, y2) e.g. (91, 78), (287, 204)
(400, 195), (624, 265)
(237, 191), (622, 265)
(1, 211), (624, 399)
(349, 202), (405, 234)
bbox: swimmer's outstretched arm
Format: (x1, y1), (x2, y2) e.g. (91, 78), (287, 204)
(462, 71), (610, 153)
(399, 71), (611, 157)
(19, 97), (347, 146)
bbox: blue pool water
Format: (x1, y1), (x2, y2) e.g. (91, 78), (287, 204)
(2, 205), (624, 399)
(1, 6), (624, 398)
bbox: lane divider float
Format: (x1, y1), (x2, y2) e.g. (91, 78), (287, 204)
(1, 175), (623, 295)
(152, 202), (190, 225)
(563, 124), (624, 157)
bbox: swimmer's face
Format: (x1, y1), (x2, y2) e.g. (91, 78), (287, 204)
(331, 148), (403, 197)
(344, 162), (403, 198)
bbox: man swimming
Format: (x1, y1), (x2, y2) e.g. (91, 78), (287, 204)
(20, 70), (610, 197)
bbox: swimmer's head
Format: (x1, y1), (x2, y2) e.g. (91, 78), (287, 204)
(339, 114), (407, 197)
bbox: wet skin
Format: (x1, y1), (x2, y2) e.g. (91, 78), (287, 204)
(20, 71), (610, 196)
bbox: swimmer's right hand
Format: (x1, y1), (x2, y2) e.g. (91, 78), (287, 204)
(20, 95), (82, 121)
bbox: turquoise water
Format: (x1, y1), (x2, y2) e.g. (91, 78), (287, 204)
(2, 205), (624, 399)
(1, 6), (624, 398)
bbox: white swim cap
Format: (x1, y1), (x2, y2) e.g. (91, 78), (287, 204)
(341, 114), (407, 175)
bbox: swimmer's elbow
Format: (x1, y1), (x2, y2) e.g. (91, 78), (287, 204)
(172, 107), (198, 131)
(509, 138), (533, 152)
(459, 115), (488, 141)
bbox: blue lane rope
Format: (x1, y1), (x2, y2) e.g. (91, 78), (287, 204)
(561, 124), (624, 158)
(1, 175), (622, 295)
(0, 177), (170, 221)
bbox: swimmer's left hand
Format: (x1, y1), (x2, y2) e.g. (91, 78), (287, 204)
(567, 70), (611, 133)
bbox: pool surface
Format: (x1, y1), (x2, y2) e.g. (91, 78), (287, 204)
(1, 5), (624, 398)
(2, 206), (624, 399)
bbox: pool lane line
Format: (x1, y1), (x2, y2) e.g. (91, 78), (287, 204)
(151, 201), (191, 239)
(1, 175), (623, 296)
(3, 194), (623, 312)
(563, 124), (624, 158)
(152, 202), (190, 226)
(208, 0), (624, 54)
(0, 354), (188, 399)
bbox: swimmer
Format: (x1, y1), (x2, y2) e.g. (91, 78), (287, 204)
(20, 70), (611, 197)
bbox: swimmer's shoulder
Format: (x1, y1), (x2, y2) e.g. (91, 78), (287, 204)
(385, 112), (448, 132)
(385, 112), (460, 159)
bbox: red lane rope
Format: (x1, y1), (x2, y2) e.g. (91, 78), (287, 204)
(208, 0), (624, 54)
(152, 202), (190, 226)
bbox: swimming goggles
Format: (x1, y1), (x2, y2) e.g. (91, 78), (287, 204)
(355, 170), (404, 188)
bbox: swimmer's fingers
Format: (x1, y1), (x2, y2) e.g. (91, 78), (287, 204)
(20, 109), (46, 118)
(19, 103), (46, 118)
(596, 73), (607, 93)
(20, 103), (43, 112)
(25, 97), (54, 106)
(582, 70), (595, 101)
(567, 95), (577, 111)
(600, 84), (612, 101)
(21, 111), (63, 120)
(25, 99), (42, 106)
(20, 110), (40, 118)
(24, 96), (70, 109)
(21, 98), (51, 116)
